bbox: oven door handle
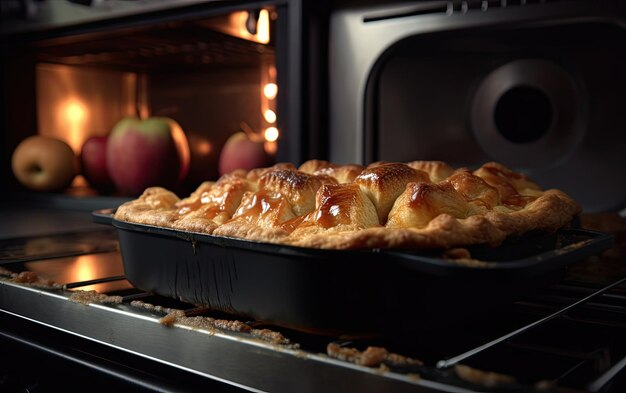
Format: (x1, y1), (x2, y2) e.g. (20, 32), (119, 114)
(92, 208), (115, 226)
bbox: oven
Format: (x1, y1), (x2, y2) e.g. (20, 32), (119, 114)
(1, 0), (626, 392)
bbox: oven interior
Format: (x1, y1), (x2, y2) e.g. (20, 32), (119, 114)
(2, 5), (282, 201)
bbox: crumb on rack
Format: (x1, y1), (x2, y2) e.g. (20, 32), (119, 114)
(444, 258), (495, 268)
(1, 270), (63, 289)
(326, 342), (423, 369)
(454, 364), (516, 387)
(132, 300), (297, 347)
(250, 329), (292, 345)
(68, 290), (123, 305)
(130, 300), (180, 315)
(0, 266), (13, 276)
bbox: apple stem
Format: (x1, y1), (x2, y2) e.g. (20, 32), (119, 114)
(136, 73), (150, 120)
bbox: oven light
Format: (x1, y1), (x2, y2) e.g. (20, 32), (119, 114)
(196, 140), (212, 155)
(264, 109), (277, 123)
(264, 126), (279, 142)
(257, 9), (270, 44)
(60, 99), (88, 152)
(222, 10), (271, 44)
(263, 83), (278, 100)
(65, 101), (86, 122)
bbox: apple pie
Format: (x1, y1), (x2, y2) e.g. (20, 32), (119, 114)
(114, 160), (581, 250)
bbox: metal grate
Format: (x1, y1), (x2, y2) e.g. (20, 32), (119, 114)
(1, 230), (626, 392)
(434, 278), (626, 391)
(35, 23), (273, 71)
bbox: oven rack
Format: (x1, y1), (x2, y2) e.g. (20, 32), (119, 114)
(1, 250), (626, 392)
(35, 23), (274, 71)
(0, 278), (454, 393)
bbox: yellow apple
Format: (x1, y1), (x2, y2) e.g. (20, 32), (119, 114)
(11, 135), (79, 192)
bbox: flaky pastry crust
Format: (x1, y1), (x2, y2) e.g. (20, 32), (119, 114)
(114, 160), (581, 250)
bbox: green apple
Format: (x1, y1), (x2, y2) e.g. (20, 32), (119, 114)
(106, 117), (190, 195)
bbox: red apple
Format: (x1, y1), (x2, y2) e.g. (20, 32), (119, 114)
(106, 117), (190, 195)
(81, 135), (114, 191)
(11, 135), (78, 192)
(218, 132), (273, 175)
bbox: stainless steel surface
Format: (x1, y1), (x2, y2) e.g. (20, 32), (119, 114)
(589, 354), (626, 393)
(470, 59), (586, 169)
(328, 0), (626, 212)
(329, 1), (621, 165)
(36, 63), (138, 153)
(0, 280), (471, 393)
(0, 208), (111, 239)
(437, 276), (626, 369)
(0, 232), (119, 271)
(0, 0), (219, 34)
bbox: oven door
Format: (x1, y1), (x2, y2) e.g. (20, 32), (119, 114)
(330, 0), (626, 213)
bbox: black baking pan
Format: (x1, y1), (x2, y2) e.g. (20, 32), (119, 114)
(93, 209), (613, 334)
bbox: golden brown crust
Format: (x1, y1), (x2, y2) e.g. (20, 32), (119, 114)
(447, 170), (501, 209)
(114, 161), (582, 250)
(288, 183), (380, 241)
(355, 162), (431, 224)
(473, 162), (542, 207)
(115, 187), (181, 228)
(290, 214), (506, 249)
(298, 159), (333, 174)
(258, 170), (337, 216)
(406, 160), (454, 183)
(220, 189), (296, 233)
(245, 162), (297, 182)
(386, 181), (485, 229)
(171, 175), (253, 232)
(176, 181), (214, 206)
(299, 159), (364, 183)
(212, 220), (290, 244)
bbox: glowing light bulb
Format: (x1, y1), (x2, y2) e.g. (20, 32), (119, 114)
(264, 127), (279, 142)
(65, 102), (86, 122)
(60, 99), (88, 152)
(263, 83), (278, 100)
(264, 109), (277, 123)
(257, 9), (270, 44)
